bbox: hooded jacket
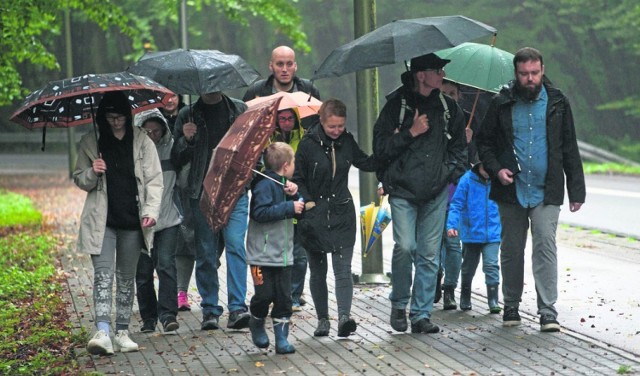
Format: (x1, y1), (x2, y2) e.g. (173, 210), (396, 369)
(476, 79), (586, 206)
(246, 170), (297, 267)
(446, 165), (501, 244)
(135, 109), (182, 232)
(171, 95), (247, 200)
(73, 104), (163, 255)
(293, 122), (377, 252)
(373, 84), (467, 203)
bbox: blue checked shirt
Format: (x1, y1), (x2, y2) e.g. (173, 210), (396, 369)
(512, 86), (548, 208)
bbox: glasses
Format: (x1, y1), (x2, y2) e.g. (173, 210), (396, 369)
(105, 115), (126, 123)
(278, 116), (295, 122)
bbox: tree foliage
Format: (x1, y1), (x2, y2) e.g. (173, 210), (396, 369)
(0, 0), (308, 107)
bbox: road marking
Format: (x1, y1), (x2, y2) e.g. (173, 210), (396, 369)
(588, 187), (640, 198)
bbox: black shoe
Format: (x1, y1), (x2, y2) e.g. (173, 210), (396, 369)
(540, 314), (561, 332)
(227, 310), (250, 330)
(314, 318), (330, 337)
(299, 296), (307, 306)
(337, 315), (357, 337)
(442, 286), (457, 310)
(162, 316), (180, 332)
(201, 313), (220, 330)
(411, 318), (440, 334)
(502, 306), (521, 327)
(390, 308), (408, 332)
(140, 320), (156, 333)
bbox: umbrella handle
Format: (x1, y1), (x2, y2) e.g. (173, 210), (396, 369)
(466, 91), (480, 130)
(41, 127), (46, 152)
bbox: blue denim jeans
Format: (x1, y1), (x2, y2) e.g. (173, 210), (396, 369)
(136, 225), (179, 323)
(389, 188), (447, 323)
(290, 225), (307, 304)
(191, 192), (249, 317)
(460, 242), (500, 287)
(442, 224), (462, 288)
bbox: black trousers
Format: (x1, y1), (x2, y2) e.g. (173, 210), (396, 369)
(249, 265), (292, 319)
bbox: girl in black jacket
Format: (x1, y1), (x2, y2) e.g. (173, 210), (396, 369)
(293, 99), (377, 338)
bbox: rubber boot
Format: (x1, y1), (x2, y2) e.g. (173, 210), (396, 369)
(459, 284), (472, 310)
(434, 268), (443, 303)
(443, 285), (457, 310)
(487, 284), (501, 314)
(273, 318), (295, 354)
(249, 315), (269, 349)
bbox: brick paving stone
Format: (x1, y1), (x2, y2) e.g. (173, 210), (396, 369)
(2, 169), (640, 375)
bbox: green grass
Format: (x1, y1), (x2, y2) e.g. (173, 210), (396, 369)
(617, 365), (633, 374)
(0, 196), (85, 375)
(0, 191), (42, 228)
(583, 162), (640, 176)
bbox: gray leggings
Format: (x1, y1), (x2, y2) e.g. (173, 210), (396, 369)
(91, 226), (143, 331)
(306, 247), (354, 319)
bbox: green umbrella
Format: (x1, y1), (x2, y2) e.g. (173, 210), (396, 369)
(437, 42), (514, 94)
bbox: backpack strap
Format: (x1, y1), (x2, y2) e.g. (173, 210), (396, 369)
(439, 92), (451, 140)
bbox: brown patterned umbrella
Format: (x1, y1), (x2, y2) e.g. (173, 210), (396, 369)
(199, 96), (282, 232)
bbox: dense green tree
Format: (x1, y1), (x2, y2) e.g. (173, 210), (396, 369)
(0, 0), (308, 107)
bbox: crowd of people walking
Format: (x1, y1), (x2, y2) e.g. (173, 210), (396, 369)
(74, 45), (585, 356)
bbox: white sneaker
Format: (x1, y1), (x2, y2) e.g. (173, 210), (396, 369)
(87, 330), (114, 355)
(113, 330), (139, 353)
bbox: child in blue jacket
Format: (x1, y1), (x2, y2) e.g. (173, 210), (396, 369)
(446, 162), (502, 313)
(246, 142), (304, 354)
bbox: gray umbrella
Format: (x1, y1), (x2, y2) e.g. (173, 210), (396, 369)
(127, 49), (260, 95)
(312, 15), (497, 80)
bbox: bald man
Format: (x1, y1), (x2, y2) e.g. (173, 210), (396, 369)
(243, 46), (320, 102)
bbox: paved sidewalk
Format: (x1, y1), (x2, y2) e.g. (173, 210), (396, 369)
(2, 156), (639, 375)
(63, 238), (640, 376)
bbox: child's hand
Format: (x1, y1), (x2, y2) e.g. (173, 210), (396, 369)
(284, 181), (298, 196)
(293, 200), (304, 214)
(446, 228), (458, 237)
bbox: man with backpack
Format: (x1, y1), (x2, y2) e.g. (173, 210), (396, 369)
(373, 53), (467, 334)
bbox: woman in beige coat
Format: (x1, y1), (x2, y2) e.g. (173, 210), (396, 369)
(73, 92), (163, 355)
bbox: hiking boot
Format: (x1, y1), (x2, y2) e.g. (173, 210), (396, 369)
(443, 285), (457, 310)
(502, 306), (521, 327)
(390, 308), (408, 332)
(140, 319), (156, 333)
(162, 316), (180, 332)
(113, 330), (139, 353)
(314, 318), (330, 337)
(201, 313), (219, 331)
(411, 318), (440, 334)
(337, 315), (357, 337)
(178, 291), (191, 311)
(87, 330), (114, 356)
(227, 310), (250, 329)
(540, 314), (561, 332)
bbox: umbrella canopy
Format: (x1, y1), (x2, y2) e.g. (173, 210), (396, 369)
(127, 49), (260, 95)
(437, 42), (514, 93)
(312, 15), (496, 80)
(200, 97), (282, 232)
(245, 91), (322, 119)
(10, 72), (173, 129)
